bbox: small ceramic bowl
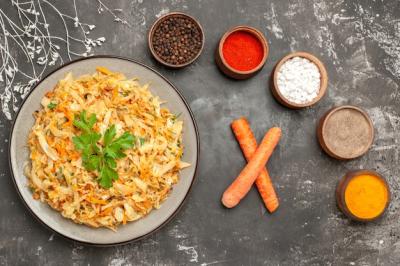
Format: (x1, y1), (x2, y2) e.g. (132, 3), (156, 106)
(336, 170), (390, 222)
(148, 12), (205, 68)
(215, 26), (269, 80)
(317, 105), (374, 160)
(271, 51), (328, 109)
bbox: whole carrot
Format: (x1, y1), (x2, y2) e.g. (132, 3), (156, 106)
(222, 126), (281, 208)
(231, 118), (279, 212)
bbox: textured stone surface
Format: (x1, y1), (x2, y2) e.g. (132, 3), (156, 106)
(1, 0), (400, 265)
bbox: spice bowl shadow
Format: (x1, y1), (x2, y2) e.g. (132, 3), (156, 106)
(271, 51), (328, 109)
(215, 26), (269, 80)
(336, 170), (390, 222)
(148, 12), (205, 69)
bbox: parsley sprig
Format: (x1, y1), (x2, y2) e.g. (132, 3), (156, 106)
(72, 111), (135, 188)
(47, 102), (57, 110)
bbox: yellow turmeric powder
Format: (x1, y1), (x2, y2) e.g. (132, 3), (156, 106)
(344, 174), (389, 219)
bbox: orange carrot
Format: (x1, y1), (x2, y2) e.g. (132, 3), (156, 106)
(96, 66), (113, 75)
(86, 196), (107, 205)
(231, 118), (279, 212)
(222, 126), (281, 208)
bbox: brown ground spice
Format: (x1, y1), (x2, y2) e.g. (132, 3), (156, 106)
(324, 108), (373, 158)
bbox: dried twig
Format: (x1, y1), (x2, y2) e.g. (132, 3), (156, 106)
(0, 0), (128, 119)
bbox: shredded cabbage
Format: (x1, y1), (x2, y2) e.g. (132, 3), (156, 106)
(27, 67), (189, 230)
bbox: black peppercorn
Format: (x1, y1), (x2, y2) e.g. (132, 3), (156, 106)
(151, 15), (203, 66)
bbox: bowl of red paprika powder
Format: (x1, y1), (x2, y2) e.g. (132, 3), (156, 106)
(215, 26), (269, 79)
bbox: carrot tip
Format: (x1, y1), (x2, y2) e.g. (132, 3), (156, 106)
(221, 193), (237, 208)
(267, 204), (279, 213)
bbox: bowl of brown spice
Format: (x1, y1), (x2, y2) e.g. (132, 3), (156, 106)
(317, 105), (374, 160)
(148, 12), (204, 68)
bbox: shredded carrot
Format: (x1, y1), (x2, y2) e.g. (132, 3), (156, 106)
(87, 196), (107, 205)
(45, 91), (54, 98)
(69, 151), (81, 160)
(222, 127), (281, 208)
(31, 151), (38, 160)
(231, 118), (279, 213)
(100, 207), (113, 216)
(112, 87), (119, 100)
(60, 107), (74, 127)
(54, 141), (67, 158)
(96, 66), (113, 75)
(46, 135), (55, 145)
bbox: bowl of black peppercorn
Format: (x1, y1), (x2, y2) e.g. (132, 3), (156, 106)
(148, 12), (205, 68)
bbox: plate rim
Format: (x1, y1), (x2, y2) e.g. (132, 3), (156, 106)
(7, 55), (200, 247)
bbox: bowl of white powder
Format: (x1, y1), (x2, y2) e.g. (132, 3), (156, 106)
(271, 51), (328, 109)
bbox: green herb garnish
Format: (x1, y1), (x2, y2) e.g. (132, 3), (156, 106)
(47, 102), (57, 110)
(72, 111), (135, 188)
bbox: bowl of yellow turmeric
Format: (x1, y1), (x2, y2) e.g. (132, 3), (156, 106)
(336, 170), (390, 222)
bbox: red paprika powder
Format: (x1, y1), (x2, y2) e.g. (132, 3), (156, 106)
(222, 31), (264, 71)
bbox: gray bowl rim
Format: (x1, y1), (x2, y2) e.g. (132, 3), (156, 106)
(7, 55), (200, 247)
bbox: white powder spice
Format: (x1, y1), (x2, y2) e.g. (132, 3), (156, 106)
(277, 57), (321, 104)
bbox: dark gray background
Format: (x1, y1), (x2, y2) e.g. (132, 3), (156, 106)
(1, 0), (400, 265)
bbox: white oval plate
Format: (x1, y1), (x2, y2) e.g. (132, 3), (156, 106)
(9, 56), (199, 246)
